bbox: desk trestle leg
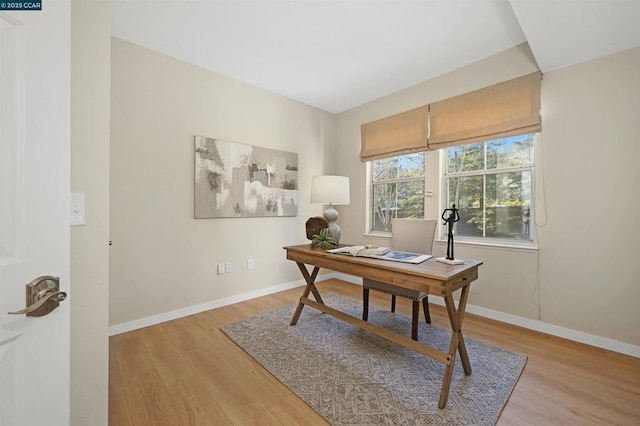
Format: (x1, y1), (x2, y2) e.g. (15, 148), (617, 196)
(289, 263), (322, 326)
(438, 284), (472, 408)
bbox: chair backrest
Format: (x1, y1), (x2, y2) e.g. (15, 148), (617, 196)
(390, 218), (437, 255)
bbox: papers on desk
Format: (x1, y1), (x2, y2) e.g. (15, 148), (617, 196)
(326, 245), (431, 264)
(327, 245), (390, 256)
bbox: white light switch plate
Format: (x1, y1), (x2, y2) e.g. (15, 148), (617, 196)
(70, 192), (86, 226)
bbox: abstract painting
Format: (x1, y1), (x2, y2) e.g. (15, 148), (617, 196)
(194, 135), (298, 218)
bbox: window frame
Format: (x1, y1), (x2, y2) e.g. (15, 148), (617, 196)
(365, 135), (539, 250)
(440, 134), (537, 248)
(368, 152), (427, 234)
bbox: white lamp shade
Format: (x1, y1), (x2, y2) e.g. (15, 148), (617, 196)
(310, 175), (350, 205)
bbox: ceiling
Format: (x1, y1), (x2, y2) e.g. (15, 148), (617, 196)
(111, 0), (640, 114)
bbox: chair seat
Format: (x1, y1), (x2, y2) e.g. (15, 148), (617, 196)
(362, 218), (437, 341)
(362, 278), (427, 301)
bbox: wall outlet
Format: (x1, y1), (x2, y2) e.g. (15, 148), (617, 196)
(217, 263), (225, 275)
(225, 262), (232, 273)
(247, 258), (254, 270)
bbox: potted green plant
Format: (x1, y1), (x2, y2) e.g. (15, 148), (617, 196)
(310, 228), (337, 249)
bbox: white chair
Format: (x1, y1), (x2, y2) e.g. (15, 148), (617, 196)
(362, 218), (437, 340)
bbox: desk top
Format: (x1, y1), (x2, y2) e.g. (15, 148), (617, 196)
(284, 244), (482, 296)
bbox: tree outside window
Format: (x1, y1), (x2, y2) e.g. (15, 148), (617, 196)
(445, 134), (535, 241)
(371, 152), (425, 232)
(368, 134), (535, 243)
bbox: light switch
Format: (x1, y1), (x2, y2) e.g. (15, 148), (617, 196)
(70, 192), (86, 226)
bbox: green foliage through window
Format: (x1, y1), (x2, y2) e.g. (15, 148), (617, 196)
(445, 134), (534, 241)
(371, 153), (425, 232)
(368, 135), (535, 242)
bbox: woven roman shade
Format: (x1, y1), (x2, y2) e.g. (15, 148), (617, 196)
(428, 72), (542, 150)
(360, 105), (428, 162)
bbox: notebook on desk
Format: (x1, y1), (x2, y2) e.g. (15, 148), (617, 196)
(326, 245), (431, 264)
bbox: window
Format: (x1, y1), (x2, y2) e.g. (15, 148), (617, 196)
(370, 152), (425, 232)
(368, 134), (536, 244)
(444, 134), (535, 242)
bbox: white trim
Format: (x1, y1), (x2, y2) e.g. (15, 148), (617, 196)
(433, 238), (538, 252)
(108, 274), (346, 336)
(109, 272), (640, 359)
(460, 303), (640, 359)
(331, 273), (639, 358)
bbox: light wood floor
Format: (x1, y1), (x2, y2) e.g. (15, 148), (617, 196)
(109, 279), (640, 425)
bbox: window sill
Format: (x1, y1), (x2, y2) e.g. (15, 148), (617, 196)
(363, 231), (391, 239)
(434, 238), (538, 252)
(364, 232), (538, 252)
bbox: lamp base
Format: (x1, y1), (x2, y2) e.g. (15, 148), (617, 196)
(323, 206), (341, 243)
(435, 257), (465, 265)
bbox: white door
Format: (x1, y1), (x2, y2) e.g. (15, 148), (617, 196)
(0, 2), (71, 426)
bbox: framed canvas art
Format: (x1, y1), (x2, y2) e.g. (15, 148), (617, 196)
(195, 135), (298, 218)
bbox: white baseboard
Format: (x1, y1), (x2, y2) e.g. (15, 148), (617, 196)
(109, 279), (306, 336)
(109, 272), (640, 359)
(461, 302), (640, 358)
(333, 273), (639, 358)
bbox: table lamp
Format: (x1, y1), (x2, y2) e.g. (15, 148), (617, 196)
(310, 175), (350, 243)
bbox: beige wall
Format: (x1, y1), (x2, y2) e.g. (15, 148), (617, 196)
(70, 1), (110, 425)
(109, 38), (335, 325)
(335, 45), (640, 347)
(110, 37), (639, 350)
(535, 48), (639, 341)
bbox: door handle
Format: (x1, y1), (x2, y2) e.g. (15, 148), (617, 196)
(8, 276), (67, 317)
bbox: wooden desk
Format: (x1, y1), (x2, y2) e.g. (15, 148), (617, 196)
(284, 244), (482, 409)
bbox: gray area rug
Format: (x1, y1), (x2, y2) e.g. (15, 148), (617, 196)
(221, 293), (526, 425)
